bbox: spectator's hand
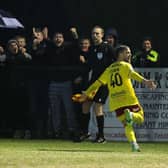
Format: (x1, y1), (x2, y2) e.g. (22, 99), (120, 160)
(80, 55), (86, 63)
(32, 38), (41, 50)
(32, 27), (38, 38)
(70, 27), (77, 33)
(19, 47), (26, 54)
(0, 46), (4, 54)
(42, 27), (49, 39)
(33, 38), (41, 45)
(74, 76), (82, 84)
(70, 27), (78, 39)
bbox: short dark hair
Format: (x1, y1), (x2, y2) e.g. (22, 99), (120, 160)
(92, 25), (104, 34)
(53, 32), (64, 37)
(142, 36), (152, 43)
(79, 37), (90, 43)
(34, 27), (42, 33)
(15, 35), (26, 40)
(115, 45), (129, 59)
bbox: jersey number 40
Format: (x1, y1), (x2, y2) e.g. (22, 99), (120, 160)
(110, 72), (123, 87)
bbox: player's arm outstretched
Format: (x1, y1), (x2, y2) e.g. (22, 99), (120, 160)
(74, 67), (108, 103)
(142, 79), (156, 90)
(76, 79), (104, 103)
(130, 68), (156, 90)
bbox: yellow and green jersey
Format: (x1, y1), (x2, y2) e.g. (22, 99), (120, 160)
(85, 61), (144, 111)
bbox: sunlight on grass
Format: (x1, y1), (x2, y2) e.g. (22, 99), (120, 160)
(0, 139), (168, 168)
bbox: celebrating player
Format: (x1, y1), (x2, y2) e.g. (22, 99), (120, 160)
(78, 45), (156, 151)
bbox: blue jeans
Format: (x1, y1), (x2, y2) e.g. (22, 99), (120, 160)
(48, 81), (77, 132)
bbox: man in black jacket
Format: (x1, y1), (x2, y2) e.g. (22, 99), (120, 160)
(48, 28), (80, 141)
(132, 37), (160, 67)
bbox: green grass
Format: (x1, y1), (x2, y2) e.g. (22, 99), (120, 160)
(0, 139), (168, 168)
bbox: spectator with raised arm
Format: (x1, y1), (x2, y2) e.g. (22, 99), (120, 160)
(47, 27), (80, 141)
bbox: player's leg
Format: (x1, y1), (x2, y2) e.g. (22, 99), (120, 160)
(117, 114), (136, 142)
(125, 106), (144, 151)
(124, 105), (144, 125)
(116, 106), (143, 152)
(118, 114), (140, 151)
(132, 106), (144, 124)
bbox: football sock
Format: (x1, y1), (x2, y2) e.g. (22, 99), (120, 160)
(81, 113), (90, 134)
(96, 115), (104, 137)
(125, 124), (136, 142)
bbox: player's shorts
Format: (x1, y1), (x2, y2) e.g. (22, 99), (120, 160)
(93, 85), (108, 104)
(115, 104), (142, 117)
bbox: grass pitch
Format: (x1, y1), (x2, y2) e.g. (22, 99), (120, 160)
(0, 139), (168, 168)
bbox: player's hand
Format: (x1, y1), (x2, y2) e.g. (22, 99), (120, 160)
(72, 93), (88, 103)
(143, 79), (157, 90)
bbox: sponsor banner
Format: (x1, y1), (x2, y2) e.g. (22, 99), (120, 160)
(89, 68), (168, 141)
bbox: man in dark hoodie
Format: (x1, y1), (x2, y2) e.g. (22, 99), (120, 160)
(6, 39), (31, 138)
(105, 27), (119, 48)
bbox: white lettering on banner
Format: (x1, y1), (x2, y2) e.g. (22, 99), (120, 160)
(89, 68), (168, 142)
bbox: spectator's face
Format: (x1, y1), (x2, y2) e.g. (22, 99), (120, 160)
(80, 39), (90, 52)
(17, 38), (26, 48)
(143, 40), (152, 51)
(105, 35), (115, 46)
(53, 33), (64, 46)
(8, 42), (19, 54)
(91, 27), (104, 44)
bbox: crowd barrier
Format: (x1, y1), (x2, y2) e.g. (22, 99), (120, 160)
(1, 66), (168, 141)
(7, 64), (88, 81)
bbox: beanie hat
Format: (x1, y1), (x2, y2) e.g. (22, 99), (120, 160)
(105, 27), (118, 39)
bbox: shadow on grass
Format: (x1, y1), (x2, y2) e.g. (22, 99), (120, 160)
(38, 148), (115, 153)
